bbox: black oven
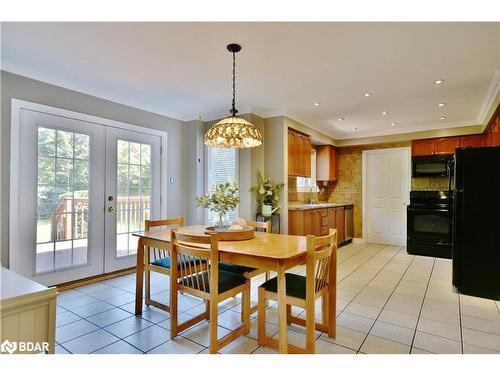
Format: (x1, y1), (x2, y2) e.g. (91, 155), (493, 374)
(412, 155), (454, 177)
(407, 190), (453, 259)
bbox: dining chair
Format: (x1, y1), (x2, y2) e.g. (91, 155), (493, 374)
(169, 229), (251, 353)
(218, 219), (271, 314)
(257, 228), (337, 354)
(143, 217), (190, 312)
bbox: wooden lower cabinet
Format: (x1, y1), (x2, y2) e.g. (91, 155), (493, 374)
(289, 206), (349, 246)
(335, 207), (345, 245)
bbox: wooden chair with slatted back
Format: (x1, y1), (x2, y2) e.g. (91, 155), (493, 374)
(169, 230), (251, 354)
(219, 219), (272, 315)
(257, 228), (337, 354)
(143, 217), (186, 312)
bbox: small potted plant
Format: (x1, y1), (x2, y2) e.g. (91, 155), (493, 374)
(251, 171), (285, 216)
(196, 181), (240, 231)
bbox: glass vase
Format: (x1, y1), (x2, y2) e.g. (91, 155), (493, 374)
(214, 212), (230, 231)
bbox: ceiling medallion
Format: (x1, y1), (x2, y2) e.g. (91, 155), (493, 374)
(204, 43), (263, 149)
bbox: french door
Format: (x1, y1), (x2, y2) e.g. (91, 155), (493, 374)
(13, 108), (162, 286)
(104, 127), (160, 273)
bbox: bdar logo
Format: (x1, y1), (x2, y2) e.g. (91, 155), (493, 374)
(1, 340), (17, 354)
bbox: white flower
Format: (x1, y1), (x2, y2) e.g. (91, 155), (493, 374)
(259, 188), (265, 194)
(266, 190), (273, 195)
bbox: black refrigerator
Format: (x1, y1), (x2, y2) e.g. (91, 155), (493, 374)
(452, 146), (500, 300)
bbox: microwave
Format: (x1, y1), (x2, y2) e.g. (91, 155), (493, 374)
(412, 155), (454, 177)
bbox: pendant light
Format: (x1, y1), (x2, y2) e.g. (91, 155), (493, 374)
(204, 43), (263, 148)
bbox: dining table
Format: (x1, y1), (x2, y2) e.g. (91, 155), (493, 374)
(133, 225), (336, 354)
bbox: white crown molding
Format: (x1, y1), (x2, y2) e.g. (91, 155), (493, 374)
(477, 68), (500, 125)
(1, 62), (192, 122)
(330, 120), (479, 140)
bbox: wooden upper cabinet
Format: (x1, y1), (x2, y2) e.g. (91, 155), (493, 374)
(411, 139), (436, 156)
(435, 136), (461, 154)
(460, 134), (484, 148)
(316, 145), (338, 181)
(287, 129), (296, 176)
(287, 128), (311, 177)
(303, 136), (312, 177)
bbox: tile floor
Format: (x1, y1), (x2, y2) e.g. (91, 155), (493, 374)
(54, 243), (500, 354)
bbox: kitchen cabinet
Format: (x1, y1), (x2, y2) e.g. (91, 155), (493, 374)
(485, 117), (500, 146)
(1, 267), (57, 353)
(316, 145), (338, 181)
(412, 135), (486, 156)
(287, 128), (311, 177)
(435, 137), (461, 154)
(411, 139), (436, 156)
(287, 129), (296, 175)
(288, 205), (351, 247)
(335, 207), (345, 245)
(460, 134), (484, 148)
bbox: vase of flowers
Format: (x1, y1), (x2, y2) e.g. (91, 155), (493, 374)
(196, 182), (240, 231)
(250, 171), (285, 216)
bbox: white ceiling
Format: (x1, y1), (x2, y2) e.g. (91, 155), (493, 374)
(1, 22), (499, 139)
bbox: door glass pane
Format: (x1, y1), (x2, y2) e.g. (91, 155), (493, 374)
(35, 127), (90, 274)
(116, 140), (152, 257)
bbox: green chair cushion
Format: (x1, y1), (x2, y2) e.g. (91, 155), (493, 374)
(219, 262), (256, 275)
(151, 256), (206, 270)
(260, 273), (307, 299)
(179, 270), (247, 294)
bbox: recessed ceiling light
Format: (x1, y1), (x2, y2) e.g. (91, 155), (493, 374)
(352, 127), (357, 131)
(364, 93), (371, 97)
(391, 123), (397, 127)
(437, 103), (446, 107)
(313, 102), (320, 106)
(337, 117), (344, 121)
(382, 111), (388, 115)
(434, 79), (444, 85)
(440, 116), (447, 120)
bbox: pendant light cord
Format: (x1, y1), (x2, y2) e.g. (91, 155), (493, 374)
(231, 51), (237, 115)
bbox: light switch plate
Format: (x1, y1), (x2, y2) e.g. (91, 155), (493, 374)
(169, 177), (174, 184)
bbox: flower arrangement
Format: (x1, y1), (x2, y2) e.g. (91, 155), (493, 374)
(250, 171), (285, 215)
(196, 182), (240, 230)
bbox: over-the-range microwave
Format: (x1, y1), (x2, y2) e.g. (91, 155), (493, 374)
(412, 154), (454, 177)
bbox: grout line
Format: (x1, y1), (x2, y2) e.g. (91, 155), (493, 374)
(458, 292), (464, 354)
(354, 248), (416, 353)
(408, 258), (436, 352)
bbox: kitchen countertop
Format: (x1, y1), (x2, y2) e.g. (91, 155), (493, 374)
(288, 202), (354, 210)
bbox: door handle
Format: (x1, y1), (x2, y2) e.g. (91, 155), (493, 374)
(108, 207), (114, 212)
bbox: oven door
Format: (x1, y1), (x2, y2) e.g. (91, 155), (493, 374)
(407, 207), (452, 244)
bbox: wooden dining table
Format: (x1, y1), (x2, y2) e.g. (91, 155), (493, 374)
(133, 225), (336, 354)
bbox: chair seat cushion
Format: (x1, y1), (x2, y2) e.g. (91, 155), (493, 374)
(151, 256), (206, 270)
(219, 262), (256, 275)
(260, 273), (307, 299)
(179, 270), (247, 294)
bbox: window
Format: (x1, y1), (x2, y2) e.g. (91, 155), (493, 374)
(296, 149), (317, 191)
(205, 147), (239, 224)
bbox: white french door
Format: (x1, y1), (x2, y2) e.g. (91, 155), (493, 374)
(12, 105), (164, 286)
(104, 127), (161, 273)
(363, 147), (411, 246)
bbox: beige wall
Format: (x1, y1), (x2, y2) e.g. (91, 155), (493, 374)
(0, 71), (187, 267)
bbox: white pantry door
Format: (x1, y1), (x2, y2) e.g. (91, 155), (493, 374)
(364, 148), (410, 246)
(13, 106), (164, 285)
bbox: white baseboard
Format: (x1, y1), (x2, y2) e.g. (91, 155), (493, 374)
(352, 237), (365, 244)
